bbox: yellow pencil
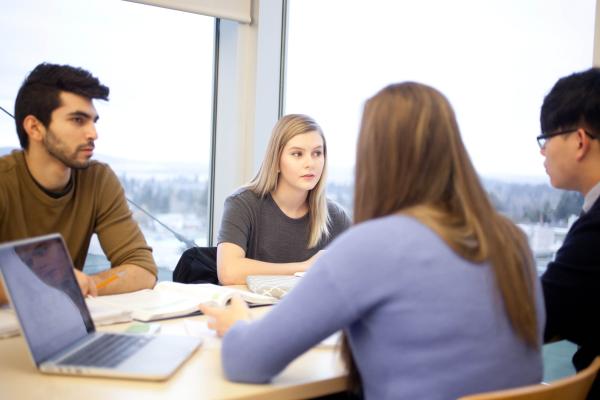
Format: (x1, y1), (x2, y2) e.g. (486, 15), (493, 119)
(96, 272), (122, 290)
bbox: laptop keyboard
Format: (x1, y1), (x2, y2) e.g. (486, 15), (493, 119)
(58, 334), (155, 368)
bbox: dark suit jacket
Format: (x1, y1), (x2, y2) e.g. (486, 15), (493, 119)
(542, 195), (600, 399)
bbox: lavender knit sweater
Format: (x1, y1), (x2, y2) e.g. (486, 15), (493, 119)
(221, 215), (544, 400)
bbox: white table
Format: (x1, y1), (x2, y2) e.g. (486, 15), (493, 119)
(0, 305), (348, 400)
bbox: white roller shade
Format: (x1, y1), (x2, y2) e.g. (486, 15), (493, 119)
(123, 0), (252, 23)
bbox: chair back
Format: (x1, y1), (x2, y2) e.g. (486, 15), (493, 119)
(458, 357), (600, 400)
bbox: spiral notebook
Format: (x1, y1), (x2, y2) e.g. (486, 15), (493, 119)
(246, 275), (301, 299)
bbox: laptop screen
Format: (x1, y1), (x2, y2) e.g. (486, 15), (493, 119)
(0, 234), (94, 365)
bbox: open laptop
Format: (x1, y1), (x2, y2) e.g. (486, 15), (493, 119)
(0, 233), (202, 380)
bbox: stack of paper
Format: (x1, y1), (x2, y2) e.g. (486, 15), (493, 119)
(0, 300), (133, 340)
(86, 300), (133, 325)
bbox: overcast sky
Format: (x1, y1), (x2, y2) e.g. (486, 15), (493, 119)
(286, 0), (596, 181)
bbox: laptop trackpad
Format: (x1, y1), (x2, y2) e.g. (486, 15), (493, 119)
(117, 335), (202, 376)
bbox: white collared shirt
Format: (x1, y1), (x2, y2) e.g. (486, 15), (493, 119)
(582, 180), (600, 213)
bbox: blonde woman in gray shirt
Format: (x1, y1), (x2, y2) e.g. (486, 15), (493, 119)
(217, 114), (351, 285)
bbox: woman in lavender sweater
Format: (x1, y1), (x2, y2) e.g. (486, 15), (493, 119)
(201, 82), (544, 400)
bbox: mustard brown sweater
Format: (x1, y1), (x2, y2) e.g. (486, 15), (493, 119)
(0, 150), (157, 276)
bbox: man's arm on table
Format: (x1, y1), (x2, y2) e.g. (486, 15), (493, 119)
(0, 263), (156, 305)
(75, 263), (156, 297)
(88, 165), (158, 296)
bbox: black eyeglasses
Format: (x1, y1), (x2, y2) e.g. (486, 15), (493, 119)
(536, 128), (595, 149)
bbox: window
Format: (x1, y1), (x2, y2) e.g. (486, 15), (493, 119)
(286, 0), (595, 273)
(0, 0), (215, 280)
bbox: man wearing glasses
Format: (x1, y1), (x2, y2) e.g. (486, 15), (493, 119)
(538, 67), (600, 398)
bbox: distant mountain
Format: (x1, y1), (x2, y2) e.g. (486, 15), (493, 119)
(0, 146), (545, 184)
(0, 147), (208, 176)
(327, 164), (547, 185)
(94, 154), (208, 176)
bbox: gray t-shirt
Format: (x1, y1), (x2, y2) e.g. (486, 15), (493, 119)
(217, 189), (351, 263)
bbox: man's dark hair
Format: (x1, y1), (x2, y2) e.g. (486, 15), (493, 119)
(541, 67), (600, 135)
(14, 63), (109, 149)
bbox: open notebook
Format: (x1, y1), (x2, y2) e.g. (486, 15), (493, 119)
(88, 281), (278, 322)
(0, 234), (202, 380)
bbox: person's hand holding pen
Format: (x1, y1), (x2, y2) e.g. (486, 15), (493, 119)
(95, 272), (123, 290)
(94, 270), (128, 294)
(73, 269), (125, 297)
(73, 269), (98, 297)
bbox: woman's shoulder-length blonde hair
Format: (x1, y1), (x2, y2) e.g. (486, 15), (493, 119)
(343, 81), (540, 394)
(245, 114), (331, 248)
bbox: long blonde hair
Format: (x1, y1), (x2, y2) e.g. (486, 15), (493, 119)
(344, 82), (539, 392)
(246, 114), (330, 248)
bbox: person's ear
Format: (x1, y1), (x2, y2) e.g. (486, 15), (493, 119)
(575, 128), (591, 161)
(22, 115), (45, 143)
